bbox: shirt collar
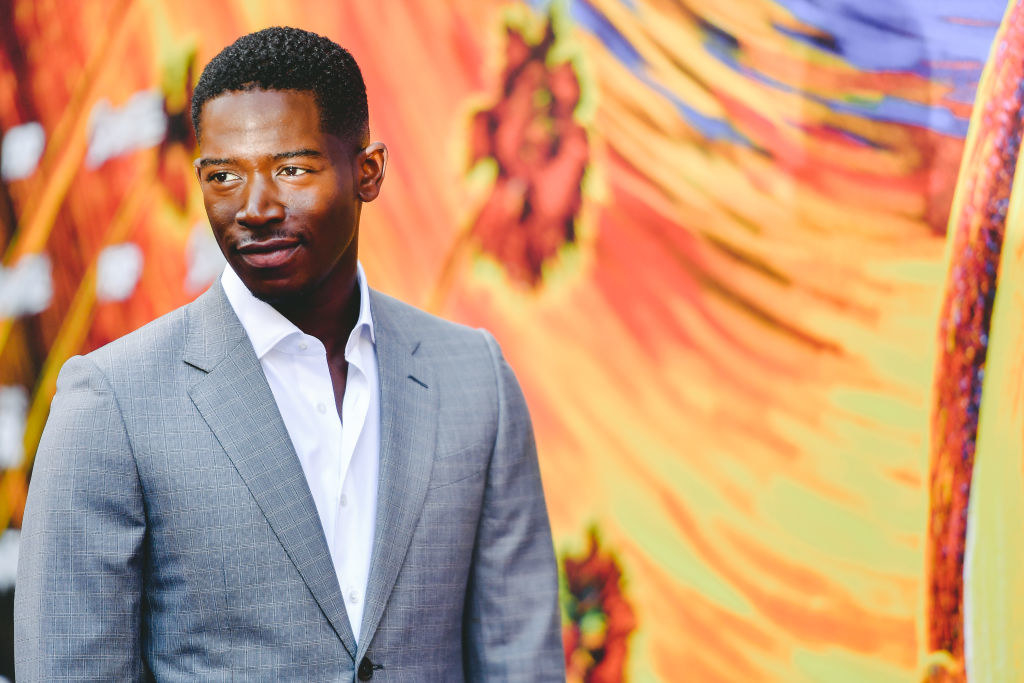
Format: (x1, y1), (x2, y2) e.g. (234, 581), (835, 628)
(221, 262), (376, 359)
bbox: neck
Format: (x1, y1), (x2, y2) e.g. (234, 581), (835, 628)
(267, 256), (361, 360)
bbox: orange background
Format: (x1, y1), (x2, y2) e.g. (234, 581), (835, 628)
(0, 1), (1012, 680)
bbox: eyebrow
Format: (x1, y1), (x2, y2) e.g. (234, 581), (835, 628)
(272, 148), (324, 161)
(197, 157), (233, 169)
(197, 149), (324, 169)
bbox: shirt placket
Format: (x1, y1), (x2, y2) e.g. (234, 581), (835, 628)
(335, 332), (373, 638)
(300, 340), (344, 544)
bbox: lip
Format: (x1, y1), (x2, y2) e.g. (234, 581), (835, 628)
(236, 238), (302, 269)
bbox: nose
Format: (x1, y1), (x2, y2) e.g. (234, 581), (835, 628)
(236, 174), (285, 228)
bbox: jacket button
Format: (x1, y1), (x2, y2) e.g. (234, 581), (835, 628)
(357, 656), (374, 681)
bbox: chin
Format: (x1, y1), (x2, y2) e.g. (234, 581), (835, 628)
(251, 284), (311, 309)
(238, 272), (310, 309)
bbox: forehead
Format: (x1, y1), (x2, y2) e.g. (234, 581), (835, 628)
(198, 89), (326, 157)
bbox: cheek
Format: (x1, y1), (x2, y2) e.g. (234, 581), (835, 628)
(284, 188), (353, 241)
(207, 219), (232, 250)
(201, 192), (236, 225)
(201, 197), (239, 253)
(286, 182), (345, 214)
(205, 200), (243, 235)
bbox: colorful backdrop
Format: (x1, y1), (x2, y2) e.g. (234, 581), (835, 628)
(1, 0), (1022, 681)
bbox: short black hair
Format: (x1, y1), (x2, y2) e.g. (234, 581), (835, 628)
(191, 26), (368, 146)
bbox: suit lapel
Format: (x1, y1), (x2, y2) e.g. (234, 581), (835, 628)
(182, 282), (358, 659)
(357, 291), (439, 658)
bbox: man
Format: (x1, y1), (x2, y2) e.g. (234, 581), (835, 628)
(15, 27), (564, 681)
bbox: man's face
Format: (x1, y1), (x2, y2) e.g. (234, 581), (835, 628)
(195, 89), (371, 305)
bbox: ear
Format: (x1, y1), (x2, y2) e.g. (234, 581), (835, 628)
(356, 142), (388, 202)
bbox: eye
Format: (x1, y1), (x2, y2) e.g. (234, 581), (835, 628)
(279, 166), (309, 177)
(206, 170), (240, 183)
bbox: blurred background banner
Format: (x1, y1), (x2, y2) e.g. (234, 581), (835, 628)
(0, 0), (1020, 680)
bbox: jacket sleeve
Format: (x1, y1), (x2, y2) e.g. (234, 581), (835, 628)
(462, 331), (565, 681)
(15, 354), (146, 682)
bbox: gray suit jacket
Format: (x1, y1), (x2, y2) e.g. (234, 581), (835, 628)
(15, 281), (564, 681)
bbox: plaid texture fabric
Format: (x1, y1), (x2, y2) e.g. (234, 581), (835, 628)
(15, 281), (563, 682)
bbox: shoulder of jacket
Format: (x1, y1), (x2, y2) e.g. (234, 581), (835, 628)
(83, 300), (192, 376)
(370, 289), (489, 352)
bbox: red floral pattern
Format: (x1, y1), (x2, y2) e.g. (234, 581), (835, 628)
(562, 529), (636, 682)
(468, 17), (589, 287)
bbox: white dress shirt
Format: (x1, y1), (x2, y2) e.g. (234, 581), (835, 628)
(221, 263), (380, 643)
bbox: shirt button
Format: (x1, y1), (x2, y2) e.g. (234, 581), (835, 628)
(340, 493), (348, 507)
(298, 341), (308, 351)
(348, 590), (360, 604)
(316, 402), (327, 414)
